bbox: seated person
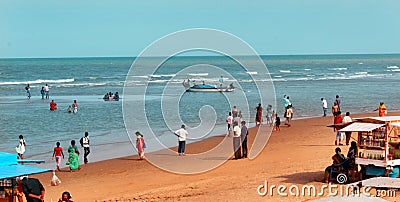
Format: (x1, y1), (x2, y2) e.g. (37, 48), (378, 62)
(323, 147), (346, 183)
(103, 93), (109, 101)
(114, 92), (119, 101)
(347, 141), (357, 170)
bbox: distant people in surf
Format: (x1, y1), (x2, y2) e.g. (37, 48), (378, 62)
(103, 92), (120, 101)
(72, 100), (78, 113)
(50, 100), (59, 111)
(25, 84), (31, 99)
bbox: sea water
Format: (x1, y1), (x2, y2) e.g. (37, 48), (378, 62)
(1, 54), (400, 169)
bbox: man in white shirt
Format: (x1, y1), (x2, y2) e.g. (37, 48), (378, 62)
(175, 125), (188, 156)
(233, 121), (241, 159)
(44, 84), (49, 99)
(81, 132), (90, 164)
(321, 98), (328, 117)
(342, 112), (352, 145)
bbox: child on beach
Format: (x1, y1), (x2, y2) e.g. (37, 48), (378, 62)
(16, 135), (26, 159)
(135, 131), (146, 160)
(52, 142), (65, 171)
(274, 114), (280, 132)
(58, 191), (73, 202)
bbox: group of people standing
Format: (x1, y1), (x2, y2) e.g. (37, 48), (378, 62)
(225, 106), (249, 159)
(25, 83), (50, 100)
(103, 92), (120, 101)
(51, 132), (90, 172)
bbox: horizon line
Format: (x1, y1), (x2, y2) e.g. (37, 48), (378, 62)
(1, 52), (400, 60)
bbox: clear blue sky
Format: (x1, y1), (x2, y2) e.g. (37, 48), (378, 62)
(1, 0), (399, 58)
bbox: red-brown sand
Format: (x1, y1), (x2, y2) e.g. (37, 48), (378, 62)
(32, 112), (400, 201)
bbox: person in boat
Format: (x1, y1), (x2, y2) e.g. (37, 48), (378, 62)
(192, 80), (197, 87)
(202, 80), (205, 86)
(114, 92), (119, 101)
(219, 76), (224, 88)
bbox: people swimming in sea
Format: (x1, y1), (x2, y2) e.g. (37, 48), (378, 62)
(67, 106), (72, 113)
(72, 100), (78, 113)
(103, 92), (120, 101)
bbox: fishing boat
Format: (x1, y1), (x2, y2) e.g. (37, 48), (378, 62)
(182, 80), (234, 92)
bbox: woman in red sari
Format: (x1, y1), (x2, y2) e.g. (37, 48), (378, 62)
(254, 103), (263, 126)
(135, 131), (145, 160)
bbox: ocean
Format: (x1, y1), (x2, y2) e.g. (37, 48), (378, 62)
(1, 54), (400, 169)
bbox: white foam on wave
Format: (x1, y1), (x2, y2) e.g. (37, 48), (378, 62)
(330, 67), (348, 70)
(0, 78), (75, 85)
(355, 72), (368, 75)
(151, 74), (176, 77)
(304, 69), (311, 71)
(188, 73), (209, 76)
(274, 75), (283, 78)
(279, 70), (291, 73)
(246, 71), (258, 75)
(391, 69), (400, 72)
(358, 62), (364, 65)
(387, 65), (399, 69)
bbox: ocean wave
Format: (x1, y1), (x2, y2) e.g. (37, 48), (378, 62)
(387, 65), (399, 69)
(188, 73), (209, 76)
(55, 81), (123, 88)
(279, 70), (291, 73)
(247, 71), (258, 75)
(391, 69), (400, 72)
(151, 74), (176, 77)
(330, 67), (347, 70)
(304, 69), (311, 71)
(355, 72), (368, 75)
(0, 78), (75, 85)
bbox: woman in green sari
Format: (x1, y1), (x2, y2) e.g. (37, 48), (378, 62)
(66, 140), (80, 171)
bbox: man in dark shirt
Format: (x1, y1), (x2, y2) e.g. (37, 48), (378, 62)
(241, 121), (249, 158)
(21, 177), (45, 202)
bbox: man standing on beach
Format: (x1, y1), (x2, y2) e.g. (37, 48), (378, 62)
(21, 177), (45, 202)
(81, 132), (90, 164)
(342, 112), (352, 145)
(334, 111), (343, 145)
(334, 95), (341, 111)
(241, 121), (248, 158)
(174, 125), (188, 156)
(233, 121), (242, 160)
(44, 84), (49, 99)
(321, 98), (328, 117)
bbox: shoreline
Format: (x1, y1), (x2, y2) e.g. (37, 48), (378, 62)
(32, 112), (400, 201)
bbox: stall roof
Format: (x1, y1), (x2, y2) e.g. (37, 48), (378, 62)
(339, 122), (385, 132)
(354, 116), (400, 123)
(0, 152), (50, 180)
(390, 122), (400, 127)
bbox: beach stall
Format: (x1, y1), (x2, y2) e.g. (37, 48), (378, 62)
(338, 116), (400, 180)
(0, 152), (49, 202)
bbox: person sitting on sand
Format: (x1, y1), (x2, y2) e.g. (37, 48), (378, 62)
(58, 191), (73, 202)
(323, 147), (346, 183)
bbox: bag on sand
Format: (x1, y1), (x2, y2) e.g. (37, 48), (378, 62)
(51, 171), (61, 186)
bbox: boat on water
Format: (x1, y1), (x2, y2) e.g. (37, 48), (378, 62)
(182, 80), (235, 92)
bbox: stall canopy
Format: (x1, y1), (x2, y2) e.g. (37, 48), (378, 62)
(354, 116), (400, 124)
(0, 152), (50, 180)
(338, 123), (385, 132)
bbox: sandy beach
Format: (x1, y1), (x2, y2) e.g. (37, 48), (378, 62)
(27, 112), (400, 201)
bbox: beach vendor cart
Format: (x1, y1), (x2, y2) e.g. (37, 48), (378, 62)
(338, 116), (400, 183)
(0, 152), (49, 202)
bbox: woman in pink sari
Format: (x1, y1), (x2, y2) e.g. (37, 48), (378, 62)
(135, 131), (145, 160)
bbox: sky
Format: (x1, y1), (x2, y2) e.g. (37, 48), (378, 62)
(1, 0), (400, 58)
